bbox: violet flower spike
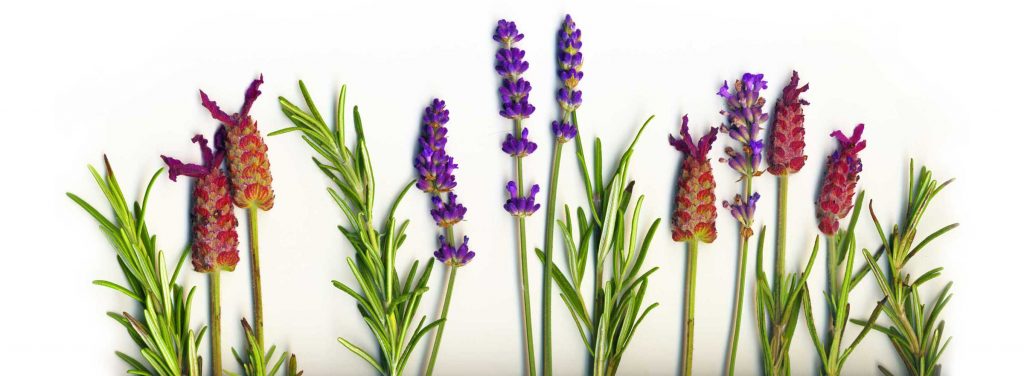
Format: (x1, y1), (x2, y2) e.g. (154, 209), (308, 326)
(415, 99), (458, 194)
(718, 73), (770, 177)
(494, 20), (535, 121)
(504, 181), (541, 217)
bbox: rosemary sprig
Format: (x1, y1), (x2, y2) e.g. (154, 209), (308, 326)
(855, 160), (957, 376)
(227, 319), (303, 376)
(275, 82), (441, 375)
(545, 116), (660, 376)
(68, 157), (203, 376)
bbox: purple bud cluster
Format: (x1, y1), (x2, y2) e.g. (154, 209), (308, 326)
(718, 73), (770, 177)
(723, 192), (761, 238)
(494, 20), (535, 121)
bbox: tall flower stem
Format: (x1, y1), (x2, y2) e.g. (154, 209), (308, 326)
(725, 179), (752, 376)
(425, 250), (459, 376)
(513, 119), (538, 376)
(775, 175), (788, 301)
(542, 141), (564, 376)
(210, 271), (223, 376)
(247, 207), (264, 349)
(682, 239), (698, 376)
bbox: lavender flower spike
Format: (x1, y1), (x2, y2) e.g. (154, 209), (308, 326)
(504, 181), (541, 217)
(435, 235), (476, 267)
(415, 99), (458, 194)
(495, 19), (535, 121)
(724, 192), (761, 239)
(557, 14), (583, 113)
(718, 73), (770, 177)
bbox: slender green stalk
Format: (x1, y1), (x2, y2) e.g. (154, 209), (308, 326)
(513, 118), (538, 376)
(726, 178), (752, 376)
(425, 263), (459, 376)
(775, 175), (788, 300)
(542, 141), (564, 376)
(211, 271), (223, 376)
(247, 207), (265, 349)
(682, 240), (698, 376)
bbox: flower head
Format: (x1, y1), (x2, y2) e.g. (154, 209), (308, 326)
(431, 194), (467, 228)
(494, 19), (535, 121)
(161, 127), (240, 273)
(504, 181), (540, 217)
(435, 235), (476, 267)
(415, 99), (458, 194)
(557, 14), (583, 112)
(502, 128), (538, 157)
(669, 115), (719, 243)
(768, 71), (810, 176)
(719, 73), (769, 177)
(817, 124), (866, 235)
(200, 75), (274, 211)
(724, 192), (761, 239)
(552, 120), (577, 144)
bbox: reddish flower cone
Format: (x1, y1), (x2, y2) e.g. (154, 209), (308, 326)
(200, 75), (274, 211)
(817, 124), (866, 235)
(668, 115), (719, 243)
(767, 71), (809, 176)
(161, 127), (240, 272)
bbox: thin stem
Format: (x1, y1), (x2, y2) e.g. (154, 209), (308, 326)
(775, 175), (789, 304)
(513, 119), (537, 376)
(683, 240), (698, 376)
(247, 207), (264, 349)
(425, 264), (458, 376)
(726, 178), (753, 376)
(542, 142), (564, 376)
(210, 271), (222, 376)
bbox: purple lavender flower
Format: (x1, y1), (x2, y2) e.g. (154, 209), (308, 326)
(718, 73), (770, 177)
(502, 128), (538, 157)
(431, 194), (467, 228)
(552, 121), (577, 143)
(557, 14), (583, 112)
(504, 181), (541, 217)
(494, 19), (535, 121)
(415, 99), (458, 194)
(723, 192), (761, 238)
(435, 235), (476, 267)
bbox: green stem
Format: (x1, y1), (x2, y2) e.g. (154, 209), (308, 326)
(425, 263), (458, 376)
(683, 240), (698, 376)
(210, 271), (222, 376)
(542, 142), (564, 376)
(726, 179), (753, 376)
(513, 119), (537, 376)
(775, 175), (788, 305)
(247, 207), (264, 350)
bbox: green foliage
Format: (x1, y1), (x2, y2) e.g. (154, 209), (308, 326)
(544, 115), (660, 376)
(801, 192), (886, 376)
(68, 158), (203, 376)
(276, 83), (440, 375)
(854, 161), (957, 376)
(226, 319), (303, 376)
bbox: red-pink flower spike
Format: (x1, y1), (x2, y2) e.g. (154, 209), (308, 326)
(668, 115), (719, 243)
(816, 124), (866, 235)
(200, 75), (275, 211)
(161, 128), (240, 272)
(768, 71), (809, 176)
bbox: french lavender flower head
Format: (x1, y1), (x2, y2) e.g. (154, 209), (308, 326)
(200, 75), (274, 211)
(817, 124), (866, 236)
(668, 115), (719, 243)
(504, 181), (541, 217)
(415, 99), (458, 194)
(718, 73), (770, 177)
(161, 127), (240, 273)
(435, 235), (476, 267)
(724, 192), (761, 239)
(767, 71), (810, 176)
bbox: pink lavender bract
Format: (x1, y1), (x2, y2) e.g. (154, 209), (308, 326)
(816, 124), (866, 235)
(768, 71), (810, 176)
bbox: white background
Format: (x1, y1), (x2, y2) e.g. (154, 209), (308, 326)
(1, 1), (1020, 375)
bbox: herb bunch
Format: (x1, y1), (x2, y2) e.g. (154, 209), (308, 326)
(276, 83), (441, 375)
(68, 158), (204, 376)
